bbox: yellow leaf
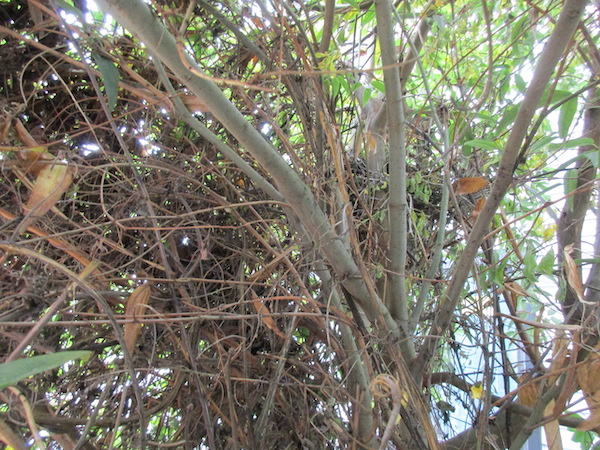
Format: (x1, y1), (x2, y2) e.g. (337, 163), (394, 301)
(542, 224), (557, 241)
(470, 381), (483, 399)
(123, 284), (152, 355)
(23, 161), (74, 220)
(453, 177), (489, 195)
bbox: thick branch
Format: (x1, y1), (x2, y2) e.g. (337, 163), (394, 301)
(374, 0), (413, 357)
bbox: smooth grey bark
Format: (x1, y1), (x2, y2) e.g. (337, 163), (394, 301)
(374, 0), (413, 358)
(413, 0), (590, 373)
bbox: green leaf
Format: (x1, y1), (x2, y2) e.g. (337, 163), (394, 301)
(547, 137), (595, 152)
(464, 139), (501, 151)
(564, 168), (578, 211)
(558, 97), (578, 138)
(510, 16), (529, 47)
(584, 149), (600, 167)
(91, 53), (120, 113)
(362, 88), (372, 106)
(523, 246), (537, 282)
(514, 74), (527, 93)
(538, 89), (572, 108)
(570, 420), (594, 449)
(0, 351), (91, 389)
(529, 135), (554, 151)
(538, 249), (555, 275)
(497, 104), (520, 134)
(371, 80), (385, 94)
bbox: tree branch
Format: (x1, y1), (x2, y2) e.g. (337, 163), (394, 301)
(374, 0), (413, 358)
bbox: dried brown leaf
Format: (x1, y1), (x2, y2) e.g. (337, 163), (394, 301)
(14, 119), (39, 147)
(563, 244), (587, 304)
(504, 281), (531, 298)
(23, 161), (74, 220)
(471, 197), (486, 221)
(543, 399), (562, 450)
(577, 348), (600, 432)
(124, 284), (152, 355)
(517, 373), (538, 407)
(365, 131), (377, 155)
(453, 177), (489, 195)
(251, 291), (286, 339)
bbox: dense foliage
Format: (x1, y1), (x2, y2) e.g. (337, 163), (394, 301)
(0, 0), (599, 448)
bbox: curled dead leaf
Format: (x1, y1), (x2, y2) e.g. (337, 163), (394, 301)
(18, 146), (54, 175)
(453, 177), (489, 195)
(124, 284), (152, 355)
(365, 130), (377, 155)
(14, 118), (39, 147)
(23, 161), (74, 221)
(563, 244), (588, 304)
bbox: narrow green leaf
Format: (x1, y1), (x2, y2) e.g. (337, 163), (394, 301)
(564, 168), (578, 211)
(0, 351), (91, 389)
(558, 97), (578, 138)
(91, 53), (120, 113)
(464, 139), (501, 151)
(547, 137), (595, 152)
(529, 135), (554, 151)
(362, 88), (372, 106)
(523, 246), (537, 282)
